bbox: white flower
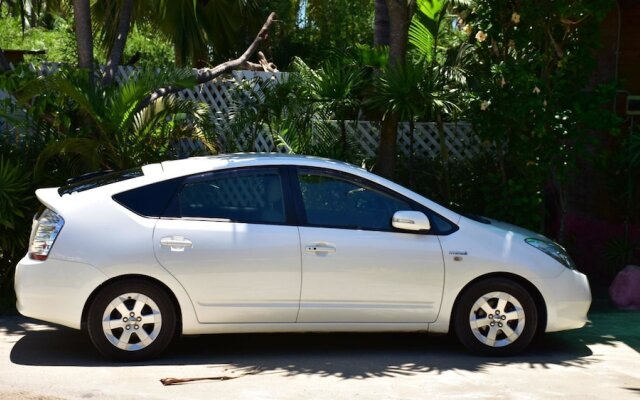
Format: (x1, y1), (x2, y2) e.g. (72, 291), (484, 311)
(463, 24), (473, 35)
(533, 86), (541, 94)
(501, 77), (506, 87)
(480, 100), (491, 111)
(475, 30), (487, 42)
(511, 12), (521, 24)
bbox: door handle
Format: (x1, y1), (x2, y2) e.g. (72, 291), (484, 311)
(160, 236), (193, 252)
(305, 242), (336, 255)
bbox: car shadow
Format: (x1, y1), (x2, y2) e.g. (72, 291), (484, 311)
(8, 319), (598, 378)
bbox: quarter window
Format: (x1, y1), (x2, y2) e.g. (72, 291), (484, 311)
(297, 170), (413, 231)
(178, 169), (286, 224)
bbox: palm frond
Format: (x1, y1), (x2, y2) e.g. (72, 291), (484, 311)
(35, 137), (104, 175)
(448, 0), (474, 8)
(109, 67), (196, 132)
(409, 18), (435, 61)
(416, 0), (446, 20)
(0, 156), (31, 231)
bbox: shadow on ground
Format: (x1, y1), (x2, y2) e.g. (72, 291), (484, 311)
(3, 301), (637, 380)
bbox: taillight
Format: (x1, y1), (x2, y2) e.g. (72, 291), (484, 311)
(29, 208), (64, 261)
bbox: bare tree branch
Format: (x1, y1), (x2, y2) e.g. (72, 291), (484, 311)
(141, 12), (277, 108)
(241, 52), (279, 72)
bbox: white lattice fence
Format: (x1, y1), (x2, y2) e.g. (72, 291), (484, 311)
(3, 64), (482, 159)
(348, 121), (479, 159)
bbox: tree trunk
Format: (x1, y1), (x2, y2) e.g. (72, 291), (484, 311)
(340, 119), (348, 160)
(72, 0), (94, 73)
(409, 118), (415, 187)
(374, 0), (390, 47)
(102, 0), (134, 86)
(174, 46), (184, 68)
(375, 113), (399, 178)
(374, 0), (410, 179)
(436, 112), (451, 204)
(0, 47), (10, 72)
(385, 0), (410, 67)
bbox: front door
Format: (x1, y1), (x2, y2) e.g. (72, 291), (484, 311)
(293, 168), (445, 323)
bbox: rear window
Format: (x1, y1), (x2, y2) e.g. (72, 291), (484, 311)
(112, 177), (184, 217)
(58, 168), (143, 195)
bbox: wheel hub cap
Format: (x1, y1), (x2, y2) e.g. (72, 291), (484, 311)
(469, 291), (525, 348)
(102, 293), (162, 352)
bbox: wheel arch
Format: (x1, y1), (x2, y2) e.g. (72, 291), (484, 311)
(80, 274), (183, 336)
(449, 272), (548, 336)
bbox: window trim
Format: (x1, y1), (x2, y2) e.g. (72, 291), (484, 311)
(290, 166), (458, 235)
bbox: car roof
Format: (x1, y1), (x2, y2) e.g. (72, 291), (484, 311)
(156, 153), (364, 177)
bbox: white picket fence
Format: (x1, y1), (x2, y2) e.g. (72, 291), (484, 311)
(4, 64), (482, 159)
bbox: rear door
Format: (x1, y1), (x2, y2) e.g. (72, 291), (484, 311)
(153, 166), (302, 323)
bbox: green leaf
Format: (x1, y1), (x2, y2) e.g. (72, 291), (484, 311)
(409, 19), (435, 62)
(416, 0), (446, 21)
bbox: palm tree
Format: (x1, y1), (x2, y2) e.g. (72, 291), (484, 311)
(71, 0), (93, 72)
(225, 72), (318, 154)
(14, 67), (216, 173)
(92, 0), (264, 68)
(100, 0), (134, 86)
(369, 0), (472, 199)
(374, 0), (390, 47)
(373, 0), (472, 179)
(293, 56), (366, 161)
(407, 0), (473, 202)
(373, 0), (413, 179)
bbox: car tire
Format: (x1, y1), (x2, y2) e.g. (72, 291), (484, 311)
(454, 278), (538, 356)
(87, 279), (176, 361)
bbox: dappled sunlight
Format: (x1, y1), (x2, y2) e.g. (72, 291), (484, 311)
(6, 305), (638, 381)
(560, 302), (640, 353)
(0, 318), (58, 337)
(9, 320), (597, 379)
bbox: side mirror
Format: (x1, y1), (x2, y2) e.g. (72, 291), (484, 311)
(392, 211), (431, 232)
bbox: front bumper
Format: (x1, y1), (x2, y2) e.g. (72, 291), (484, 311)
(532, 268), (592, 332)
(15, 256), (107, 330)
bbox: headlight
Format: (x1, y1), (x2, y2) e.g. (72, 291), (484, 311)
(525, 238), (576, 270)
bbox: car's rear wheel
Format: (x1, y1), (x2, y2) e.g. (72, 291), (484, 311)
(454, 278), (538, 356)
(87, 279), (176, 361)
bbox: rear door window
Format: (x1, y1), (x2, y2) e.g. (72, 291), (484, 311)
(177, 168), (287, 224)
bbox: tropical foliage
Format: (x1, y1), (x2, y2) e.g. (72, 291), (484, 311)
(269, 0), (374, 67)
(463, 0), (616, 231)
(0, 64), (216, 311)
(0, 0), (631, 311)
(93, 0), (265, 67)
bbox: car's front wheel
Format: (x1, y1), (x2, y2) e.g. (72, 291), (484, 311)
(454, 278), (538, 356)
(87, 279), (176, 361)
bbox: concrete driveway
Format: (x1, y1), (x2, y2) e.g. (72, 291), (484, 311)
(0, 301), (638, 400)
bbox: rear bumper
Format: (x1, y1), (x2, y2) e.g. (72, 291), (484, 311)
(532, 269), (592, 332)
(15, 256), (107, 330)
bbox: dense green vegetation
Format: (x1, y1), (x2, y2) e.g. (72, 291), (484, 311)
(0, 0), (636, 312)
